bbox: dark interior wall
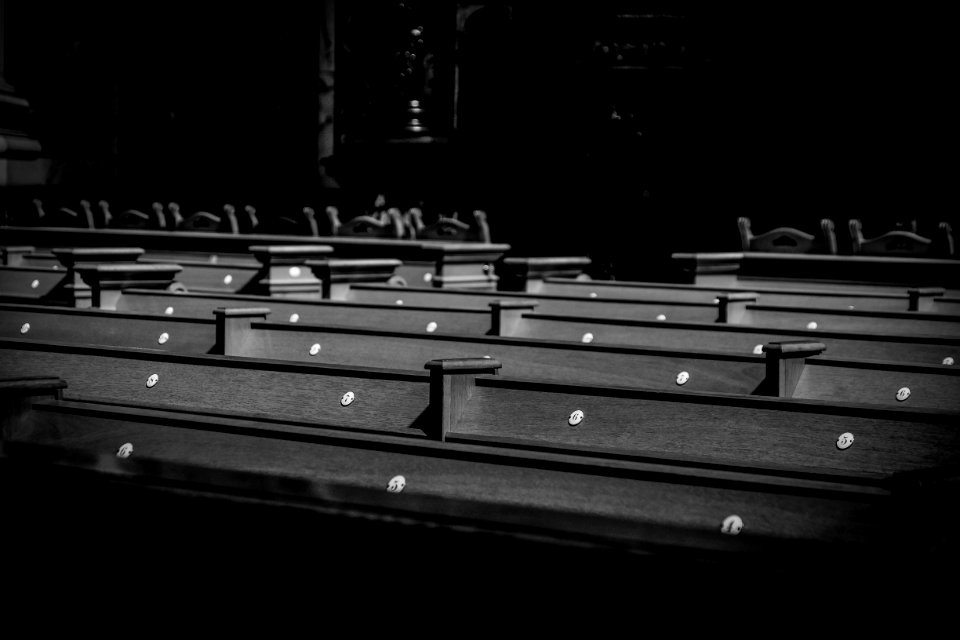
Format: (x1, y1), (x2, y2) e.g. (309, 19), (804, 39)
(4, 1), (325, 212)
(2, 3), (953, 278)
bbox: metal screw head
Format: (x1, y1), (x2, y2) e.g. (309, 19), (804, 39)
(158, 332), (169, 345)
(223, 274), (233, 285)
(943, 357), (955, 366)
(340, 391), (355, 406)
(806, 321), (818, 330)
(720, 515), (743, 536)
(289, 313), (300, 323)
(581, 332), (594, 344)
(896, 387), (911, 402)
(116, 443), (134, 458)
(164, 306), (175, 315)
(568, 409), (584, 426)
(753, 344), (764, 355)
(20, 323), (30, 334)
(31, 279), (40, 289)
(425, 321), (438, 333)
(589, 292), (598, 298)
(289, 266), (302, 278)
(386, 475), (406, 493)
(309, 343), (321, 356)
(676, 371), (690, 385)
(656, 314), (667, 321)
(146, 374), (159, 388)
(423, 272), (433, 283)
(836, 432), (855, 450)
(848, 305), (856, 310)
(395, 300), (404, 305)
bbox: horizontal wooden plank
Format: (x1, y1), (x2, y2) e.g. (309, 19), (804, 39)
(514, 313), (960, 365)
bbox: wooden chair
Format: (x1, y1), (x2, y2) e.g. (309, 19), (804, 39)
(112, 202), (168, 230)
(849, 219), (955, 258)
(33, 199), (97, 229)
(738, 217), (837, 254)
(412, 210), (492, 243)
(326, 205), (404, 239)
(179, 204), (240, 234)
(267, 206), (320, 236)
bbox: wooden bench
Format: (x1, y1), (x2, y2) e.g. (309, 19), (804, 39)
(0, 247), (145, 306)
(3, 303), (957, 410)
(2, 378), (924, 568)
(0, 226), (510, 290)
(674, 251), (960, 295)
(529, 277), (959, 314)
(510, 312), (960, 365)
(1, 341), (957, 480)
(348, 281), (960, 319)
(100, 287), (534, 336)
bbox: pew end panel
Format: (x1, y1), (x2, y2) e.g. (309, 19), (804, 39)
(496, 256), (593, 293)
(306, 258), (404, 300)
(0, 376), (67, 442)
(241, 245), (332, 299)
(76, 263), (184, 310)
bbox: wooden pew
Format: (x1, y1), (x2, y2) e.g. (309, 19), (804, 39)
(730, 300), (960, 338)
(510, 312), (960, 366)
(8, 245), (404, 300)
(0, 225), (510, 290)
(528, 277), (960, 314)
(0, 247), (145, 306)
(3, 303), (957, 410)
(674, 251), (960, 296)
(46, 264), (960, 364)
(348, 281), (960, 319)
(348, 283), (960, 338)
(92, 286), (534, 336)
(2, 378), (930, 573)
(1, 340), (957, 479)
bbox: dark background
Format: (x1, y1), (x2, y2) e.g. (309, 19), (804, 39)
(2, 2), (954, 280)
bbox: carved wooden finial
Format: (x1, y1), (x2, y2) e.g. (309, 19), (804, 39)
(325, 205), (341, 236)
(168, 202), (184, 229)
(386, 207), (405, 239)
(151, 202), (167, 229)
(940, 222), (955, 257)
(244, 205), (259, 231)
(820, 219), (837, 254)
(98, 200), (113, 227)
(303, 206), (319, 236)
(737, 217), (752, 251)
(223, 204), (239, 234)
(79, 200), (96, 229)
(473, 209), (491, 243)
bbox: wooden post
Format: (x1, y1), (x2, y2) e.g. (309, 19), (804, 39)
(762, 341), (827, 398)
(306, 258), (403, 299)
(242, 245), (332, 299)
(424, 357), (502, 441)
(49, 247), (144, 307)
(488, 299), (539, 336)
(716, 292), (759, 323)
(908, 287), (946, 312)
(213, 307), (272, 355)
(1, 246), (35, 266)
(75, 263), (183, 310)
(497, 256), (592, 293)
